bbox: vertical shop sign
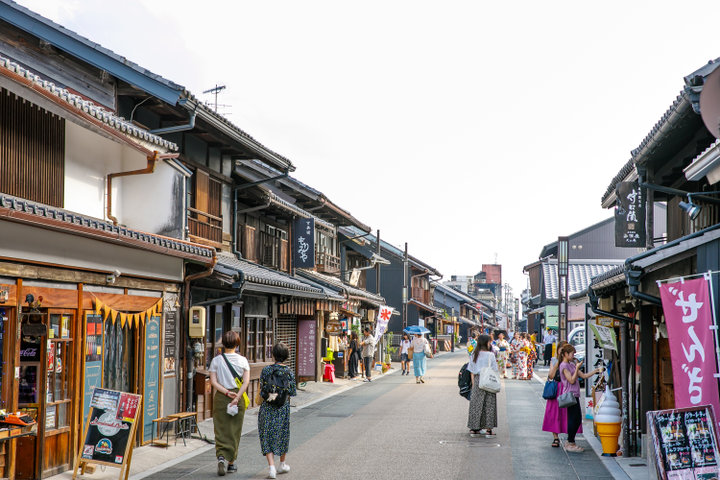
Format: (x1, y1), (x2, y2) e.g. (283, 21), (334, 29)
(164, 310), (176, 373)
(615, 181), (646, 247)
(296, 319), (316, 377)
(659, 277), (720, 430)
(292, 217), (315, 269)
(143, 315), (160, 442)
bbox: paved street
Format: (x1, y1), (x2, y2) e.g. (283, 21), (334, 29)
(146, 351), (614, 480)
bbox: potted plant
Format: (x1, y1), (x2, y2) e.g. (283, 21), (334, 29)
(383, 332), (397, 373)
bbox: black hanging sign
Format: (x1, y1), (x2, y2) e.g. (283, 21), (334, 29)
(615, 181), (646, 247)
(292, 217), (315, 269)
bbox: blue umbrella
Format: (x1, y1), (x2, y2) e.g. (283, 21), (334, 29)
(404, 325), (430, 335)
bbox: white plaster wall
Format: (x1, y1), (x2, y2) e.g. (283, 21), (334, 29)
(64, 122), (183, 236)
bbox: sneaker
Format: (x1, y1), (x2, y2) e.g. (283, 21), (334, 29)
(278, 463), (290, 474)
(217, 457), (227, 476)
(268, 466), (277, 479)
(227, 463), (237, 473)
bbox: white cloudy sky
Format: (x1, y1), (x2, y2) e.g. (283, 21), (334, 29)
(14, 0), (720, 296)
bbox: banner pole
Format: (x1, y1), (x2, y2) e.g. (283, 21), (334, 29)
(705, 271), (720, 428)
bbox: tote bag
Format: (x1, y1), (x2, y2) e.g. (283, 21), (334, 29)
(477, 355), (501, 393)
(557, 391), (576, 408)
(542, 380), (558, 400)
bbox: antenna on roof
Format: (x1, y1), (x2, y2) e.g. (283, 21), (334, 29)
(494, 252), (498, 264)
(202, 84), (226, 113)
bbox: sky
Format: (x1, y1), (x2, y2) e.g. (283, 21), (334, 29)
(14, 0), (720, 299)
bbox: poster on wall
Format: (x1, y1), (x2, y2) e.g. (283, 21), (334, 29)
(164, 310), (177, 374)
(83, 314), (104, 419)
(143, 315), (160, 443)
(659, 277), (720, 431)
(647, 406), (720, 479)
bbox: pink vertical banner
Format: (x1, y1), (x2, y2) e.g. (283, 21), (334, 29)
(660, 277), (720, 427)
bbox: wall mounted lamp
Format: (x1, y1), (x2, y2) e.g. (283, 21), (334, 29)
(678, 191), (720, 220)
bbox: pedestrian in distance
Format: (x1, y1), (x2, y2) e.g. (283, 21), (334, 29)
(525, 333), (537, 380)
(510, 332), (522, 379)
(411, 332), (430, 383)
(542, 329), (557, 367)
(399, 332), (412, 375)
(346, 330), (361, 379)
(208, 331), (250, 476)
(360, 327), (376, 382)
(542, 340), (568, 448)
(494, 331), (510, 379)
(467, 330), (478, 358)
(559, 343), (603, 453)
(258, 342), (297, 479)
(467, 334), (499, 438)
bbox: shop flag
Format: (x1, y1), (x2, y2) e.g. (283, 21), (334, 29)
(659, 277), (720, 429)
(614, 181), (646, 247)
(374, 305), (392, 342)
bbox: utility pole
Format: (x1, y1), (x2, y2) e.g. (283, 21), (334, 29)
(202, 84), (226, 112)
(402, 242), (408, 329)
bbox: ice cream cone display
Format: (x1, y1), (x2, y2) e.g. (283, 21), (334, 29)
(594, 386), (621, 456)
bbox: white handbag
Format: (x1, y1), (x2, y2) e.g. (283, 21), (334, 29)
(477, 357), (501, 393)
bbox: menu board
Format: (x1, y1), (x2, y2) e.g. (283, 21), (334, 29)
(297, 319), (316, 377)
(648, 406), (720, 479)
(79, 388), (141, 468)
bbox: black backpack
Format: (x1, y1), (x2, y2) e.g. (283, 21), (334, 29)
(261, 365), (292, 407)
(458, 362), (472, 400)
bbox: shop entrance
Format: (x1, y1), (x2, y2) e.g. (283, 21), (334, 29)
(16, 309), (77, 479)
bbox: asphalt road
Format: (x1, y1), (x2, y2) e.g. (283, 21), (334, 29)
(151, 351), (613, 479)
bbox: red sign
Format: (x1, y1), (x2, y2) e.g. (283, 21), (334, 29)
(116, 393), (139, 422)
(660, 277), (720, 431)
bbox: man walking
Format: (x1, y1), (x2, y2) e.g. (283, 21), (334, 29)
(360, 327), (376, 382)
(542, 329), (556, 366)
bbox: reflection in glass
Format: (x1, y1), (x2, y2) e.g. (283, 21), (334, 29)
(19, 365), (38, 403)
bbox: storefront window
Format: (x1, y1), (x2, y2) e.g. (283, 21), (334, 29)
(103, 319), (136, 393)
(46, 313), (73, 430)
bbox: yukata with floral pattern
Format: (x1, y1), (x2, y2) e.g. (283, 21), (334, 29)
(494, 337), (511, 378)
(526, 338), (537, 380)
(258, 364), (297, 457)
(510, 335), (524, 378)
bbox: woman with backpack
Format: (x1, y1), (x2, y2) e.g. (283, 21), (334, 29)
(208, 331), (250, 476)
(346, 331), (361, 379)
(467, 334), (499, 437)
(258, 342), (296, 479)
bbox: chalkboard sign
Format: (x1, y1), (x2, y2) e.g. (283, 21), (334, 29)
(164, 310), (176, 358)
(297, 319), (316, 377)
(143, 316), (160, 443)
(83, 314), (104, 419)
(647, 406), (720, 479)
(74, 388), (142, 480)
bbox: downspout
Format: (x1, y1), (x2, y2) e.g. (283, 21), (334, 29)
(149, 106), (197, 135)
(106, 151), (180, 225)
(182, 254), (218, 411)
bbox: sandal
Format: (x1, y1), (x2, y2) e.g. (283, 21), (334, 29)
(469, 430), (482, 437)
(551, 439), (560, 448)
(565, 444), (584, 453)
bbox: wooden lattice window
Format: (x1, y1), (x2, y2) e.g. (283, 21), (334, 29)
(0, 88), (65, 206)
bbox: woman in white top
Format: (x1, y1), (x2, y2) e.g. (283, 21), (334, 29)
(467, 334), (500, 438)
(208, 330), (250, 476)
(411, 333), (430, 383)
(399, 333), (412, 376)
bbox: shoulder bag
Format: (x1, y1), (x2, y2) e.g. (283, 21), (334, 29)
(221, 354), (250, 409)
(557, 391), (576, 408)
(542, 379), (558, 400)
(424, 342), (433, 359)
(477, 355), (501, 393)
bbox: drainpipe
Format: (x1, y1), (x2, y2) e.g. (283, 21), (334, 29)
(149, 108), (197, 135)
(106, 151), (180, 225)
(182, 254), (218, 411)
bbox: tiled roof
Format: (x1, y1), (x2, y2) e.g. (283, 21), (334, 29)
(215, 252), (324, 294)
(0, 55), (178, 152)
(542, 262), (623, 301)
(588, 265), (626, 290)
(297, 269), (385, 305)
(0, 192), (214, 261)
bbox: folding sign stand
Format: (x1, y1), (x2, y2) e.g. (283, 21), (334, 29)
(72, 388), (143, 480)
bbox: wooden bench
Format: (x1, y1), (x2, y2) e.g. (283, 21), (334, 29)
(151, 416), (178, 447)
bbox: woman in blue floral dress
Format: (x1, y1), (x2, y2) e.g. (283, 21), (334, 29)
(258, 343), (296, 479)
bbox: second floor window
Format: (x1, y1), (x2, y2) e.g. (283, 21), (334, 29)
(189, 169), (223, 245)
(0, 88), (65, 207)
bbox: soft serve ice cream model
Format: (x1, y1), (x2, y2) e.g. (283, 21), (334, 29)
(594, 386), (622, 456)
